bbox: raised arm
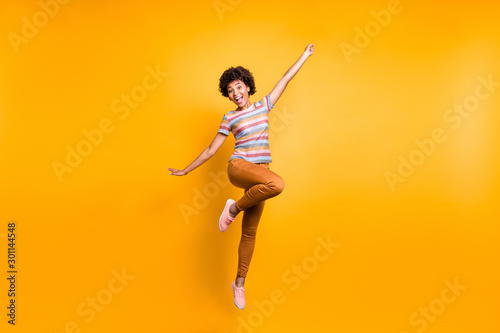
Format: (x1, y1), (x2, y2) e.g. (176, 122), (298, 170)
(269, 44), (314, 106)
(168, 132), (227, 176)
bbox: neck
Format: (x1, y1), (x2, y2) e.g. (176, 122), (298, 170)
(237, 100), (252, 111)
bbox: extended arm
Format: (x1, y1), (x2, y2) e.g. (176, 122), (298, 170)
(269, 44), (314, 106)
(168, 132), (227, 176)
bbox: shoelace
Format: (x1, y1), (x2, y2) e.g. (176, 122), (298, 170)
(234, 287), (245, 297)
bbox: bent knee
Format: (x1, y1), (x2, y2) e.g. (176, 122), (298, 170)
(269, 177), (285, 196)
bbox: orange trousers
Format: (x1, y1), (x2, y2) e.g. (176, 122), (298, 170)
(227, 158), (285, 278)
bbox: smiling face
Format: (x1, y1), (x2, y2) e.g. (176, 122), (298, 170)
(227, 80), (251, 110)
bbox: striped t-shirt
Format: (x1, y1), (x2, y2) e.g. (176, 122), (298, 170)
(218, 93), (274, 163)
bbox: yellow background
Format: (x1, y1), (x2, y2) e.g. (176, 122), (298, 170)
(1, 0), (499, 332)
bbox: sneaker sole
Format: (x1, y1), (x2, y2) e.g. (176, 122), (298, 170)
(233, 299), (245, 310)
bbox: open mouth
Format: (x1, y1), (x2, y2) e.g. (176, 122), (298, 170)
(235, 96), (243, 103)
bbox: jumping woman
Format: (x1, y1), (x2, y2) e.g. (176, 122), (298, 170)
(169, 44), (314, 309)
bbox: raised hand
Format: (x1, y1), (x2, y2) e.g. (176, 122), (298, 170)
(269, 43), (315, 106)
(304, 44), (315, 57)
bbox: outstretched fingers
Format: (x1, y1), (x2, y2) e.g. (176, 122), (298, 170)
(168, 167), (185, 176)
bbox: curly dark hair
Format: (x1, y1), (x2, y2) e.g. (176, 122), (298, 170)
(218, 66), (256, 98)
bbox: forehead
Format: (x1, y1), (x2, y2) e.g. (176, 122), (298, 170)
(227, 80), (244, 88)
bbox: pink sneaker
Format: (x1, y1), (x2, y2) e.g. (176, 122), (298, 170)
(219, 199), (236, 232)
(231, 281), (245, 309)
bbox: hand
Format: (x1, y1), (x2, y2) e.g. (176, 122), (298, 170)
(168, 167), (187, 176)
(304, 44), (315, 57)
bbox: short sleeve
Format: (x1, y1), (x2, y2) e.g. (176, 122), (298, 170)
(264, 93), (275, 112)
(254, 93), (274, 113)
(218, 115), (230, 136)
